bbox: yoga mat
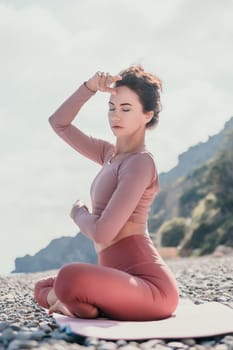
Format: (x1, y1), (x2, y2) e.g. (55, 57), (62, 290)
(53, 299), (233, 340)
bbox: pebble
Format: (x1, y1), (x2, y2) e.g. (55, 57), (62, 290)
(0, 323), (9, 332)
(214, 345), (228, 350)
(29, 330), (48, 341)
(140, 339), (164, 348)
(223, 335), (233, 344)
(98, 341), (118, 350)
(0, 256), (232, 349)
(7, 339), (39, 350)
(85, 337), (100, 347)
(180, 339), (196, 346)
(1, 328), (16, 341)
(167, 341), (188, 349)
(120, 346), (139, 350)
(116, 339), (128, 347)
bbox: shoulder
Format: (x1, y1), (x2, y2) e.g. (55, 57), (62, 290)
(125, 151), (156, 168)
(119, 152), (157, 182)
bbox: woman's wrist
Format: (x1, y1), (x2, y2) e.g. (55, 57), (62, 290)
(84, 81), (97, 93)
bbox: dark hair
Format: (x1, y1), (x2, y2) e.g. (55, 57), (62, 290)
(115, 65), (162, 128)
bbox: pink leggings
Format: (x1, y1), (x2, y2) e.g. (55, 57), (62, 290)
(34, 234), (179, 321)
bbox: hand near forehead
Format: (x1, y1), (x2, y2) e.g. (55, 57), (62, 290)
(85, 71), (122, 95)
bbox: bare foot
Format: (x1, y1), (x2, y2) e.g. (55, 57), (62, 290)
(48, 300), (74, 317)
(47, 288), (74, 317)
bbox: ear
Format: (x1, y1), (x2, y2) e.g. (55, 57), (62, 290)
(144, 111), (154, 124)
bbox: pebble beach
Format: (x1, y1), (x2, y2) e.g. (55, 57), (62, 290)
(0, 255), (232, 350)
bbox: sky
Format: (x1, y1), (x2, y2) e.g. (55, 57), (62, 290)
(0, 0), (232, 275)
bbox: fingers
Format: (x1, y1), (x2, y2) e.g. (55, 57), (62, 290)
(72, 200), (88, 211)
(70, 200), (88, 220)
(86, 71), (122, 94)
(87, 71), (122, 94)
(98, 72), (109, 91)
(97, 72), (122, 94)
(72, 199), (84, 208)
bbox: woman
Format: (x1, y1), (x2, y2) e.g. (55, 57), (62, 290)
(34, 65), (179, 321)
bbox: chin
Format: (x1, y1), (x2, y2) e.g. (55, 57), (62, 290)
(111, 128), (124, 136)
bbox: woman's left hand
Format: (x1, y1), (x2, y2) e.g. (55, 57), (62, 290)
(70, 200), (88, 220)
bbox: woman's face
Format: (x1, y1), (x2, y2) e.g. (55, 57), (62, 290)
(108, 86), (152, 137)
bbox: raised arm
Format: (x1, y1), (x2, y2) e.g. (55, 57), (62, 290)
(48, 72), (122, 164)
(49, 83), (112, 164)
(70, 153), (158, 244)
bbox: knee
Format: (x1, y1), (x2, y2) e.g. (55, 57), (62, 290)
(54, 263), (88, 301)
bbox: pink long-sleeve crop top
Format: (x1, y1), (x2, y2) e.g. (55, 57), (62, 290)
(48, 84), (159, 244)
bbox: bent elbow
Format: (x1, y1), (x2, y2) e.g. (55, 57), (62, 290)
(48, 115), (58, 127)
(48, 115), (55, 128)
(48, 115), (64, 133)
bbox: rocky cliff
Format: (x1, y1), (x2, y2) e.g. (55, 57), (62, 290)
(158, 116), (233, 186)
(13, 233), (97, 273)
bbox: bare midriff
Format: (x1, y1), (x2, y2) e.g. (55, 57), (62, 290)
(94, 221), (146, 253)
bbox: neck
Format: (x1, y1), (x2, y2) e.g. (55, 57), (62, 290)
(115, 133), (146, 155)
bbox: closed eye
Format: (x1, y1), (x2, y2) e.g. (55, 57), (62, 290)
(108, 102), (132, 113)
(109, 108), (131, 112)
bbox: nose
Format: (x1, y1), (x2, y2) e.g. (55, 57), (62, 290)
(109, 110), (120, 122)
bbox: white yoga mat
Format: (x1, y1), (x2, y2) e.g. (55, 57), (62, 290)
(53, 300), (233, 340)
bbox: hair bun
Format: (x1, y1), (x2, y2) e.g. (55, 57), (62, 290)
(116, 64), (162, 129)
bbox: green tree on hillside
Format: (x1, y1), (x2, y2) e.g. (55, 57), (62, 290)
(181, 133), (233, 255)
(160, 218), (187, 247)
